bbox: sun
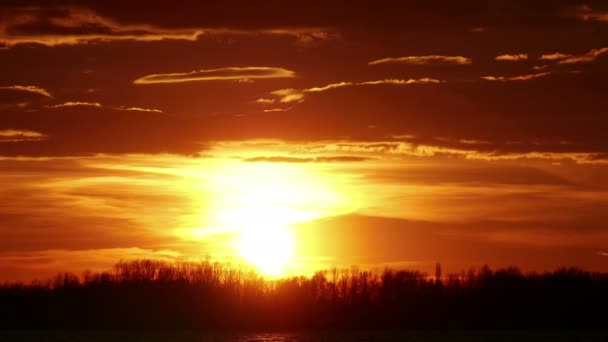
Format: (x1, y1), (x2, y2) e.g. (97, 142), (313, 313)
(238, 225), (294, 277)
(187, 154), (354, 277)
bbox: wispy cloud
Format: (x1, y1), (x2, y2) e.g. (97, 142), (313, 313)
(270, 78), (442, 103)
(481, 72), (551, 82)
(557, 47), (608, 64)
(532, 65), (549, 71)
(303, 140), (608, 164)
(574, 5), (608, 23)
(0, 129), (47, 142)
(133, 67), (295, 84)
(0, 7), (201, 48)
(48, 101), (102, 109)
(0, 7), (337, 48)
(270, 89), (307, 104)
(495, 53), (528, 61)
(120, 107), (164, 113)
(0, 85), (52, 97)
(256, 98), (276, 104)
(368, 55), (472, 66)
(540, 52), (573, 61)
(263, 108), (290, 113)
(43, 102), (166, 115)
(244, 156), (370, 163)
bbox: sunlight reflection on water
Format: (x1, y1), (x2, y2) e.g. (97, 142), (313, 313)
(231, 334), (300, 342)
(1, 331), (607, 342)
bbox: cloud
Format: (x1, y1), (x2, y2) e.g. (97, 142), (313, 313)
(0, 7), (202, 48)
(256, 98), (276, 104)
(0, 248), (182, 282)
(270, 78), (442, 103)
(0, 129), (47, 142)
(121, 107), (164, 113)
(134, 67), (295, 84)
(303, 140), (608, 164)
(49, 101), (102, 108)
(540, 52), (573, 61)
(263, 108), (290, 113)
(0, 7), (337, 48)
(42, 102), (166, 115)
(495, 54), (528, 61)
(0, 85), (52, 97)
(481, 72), (552, 82)
(532, 65), (549, 71)
(556, 47), (608, 64)
(271, 89), (307, 103)
(244, 156), (370, 163)
(368, 55), (472, 66)
(574, 5), (608, 23)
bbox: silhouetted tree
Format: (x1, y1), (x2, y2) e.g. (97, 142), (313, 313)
(0, 260), (606, 331)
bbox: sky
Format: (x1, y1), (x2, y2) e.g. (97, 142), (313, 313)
(1, 0), (607, 281)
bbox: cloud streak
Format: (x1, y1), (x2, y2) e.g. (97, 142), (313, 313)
(305, 140), (608, 164)
(270, 78), (442, 103)
(0, 7), (336, 48)
(368, 55), (472, 66)
(48, 101), (102, 108)
(256, 98), (276, 104)
(481, 72), (552, 82)
(540, 52), (573, 61)
(121, 107), (164, 113)
(45, 102), (165, 114)
(0, 85), (52, 97)
(134, 67), (295, 84)
(495, 54), (528, 61)
(574, 5), (608, 23)
(263, 108), (290, 113)
(557, 47), (608, 64)
(244, 156), (370, 163)
(0, 129), (47, 142)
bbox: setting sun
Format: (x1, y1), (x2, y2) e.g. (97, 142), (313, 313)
(238, 225), (294, 277)
(194, 153), (355, 276)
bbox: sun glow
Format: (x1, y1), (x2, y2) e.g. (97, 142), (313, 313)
(86, 143), (364, 276)
(238, 225), (294, 277)
(198, 151), (354, 277)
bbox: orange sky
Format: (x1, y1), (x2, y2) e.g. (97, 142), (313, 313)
(0, 1), (607, 281)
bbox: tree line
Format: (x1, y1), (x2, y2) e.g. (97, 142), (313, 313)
(1, 259), (607, 330)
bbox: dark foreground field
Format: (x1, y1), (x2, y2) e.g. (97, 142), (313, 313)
(1, 331), (608, 342)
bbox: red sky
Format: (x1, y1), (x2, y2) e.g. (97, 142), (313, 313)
(1, 0), (607, 281)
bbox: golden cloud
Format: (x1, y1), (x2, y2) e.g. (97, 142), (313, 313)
(540, 52), (573, 61)
(134, 67), (296, 84)
(0, 7), (337, 48)
(481, 72), (551, 82)
(263, 108), (290, 112)
(270, 78), (442, 103)
(0, 85), (52, 97)
(121, 107), (164, 113)
(557, 47), (608, 64)
(256, 98), (276, 104)
(0, 129), (47, 142)
(368, 55), (472, 65)
(270, 89), (306, 104)
(304, 140), (608, 164)
(49, 101), (102, 108)
(495, 54), (528, 61)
